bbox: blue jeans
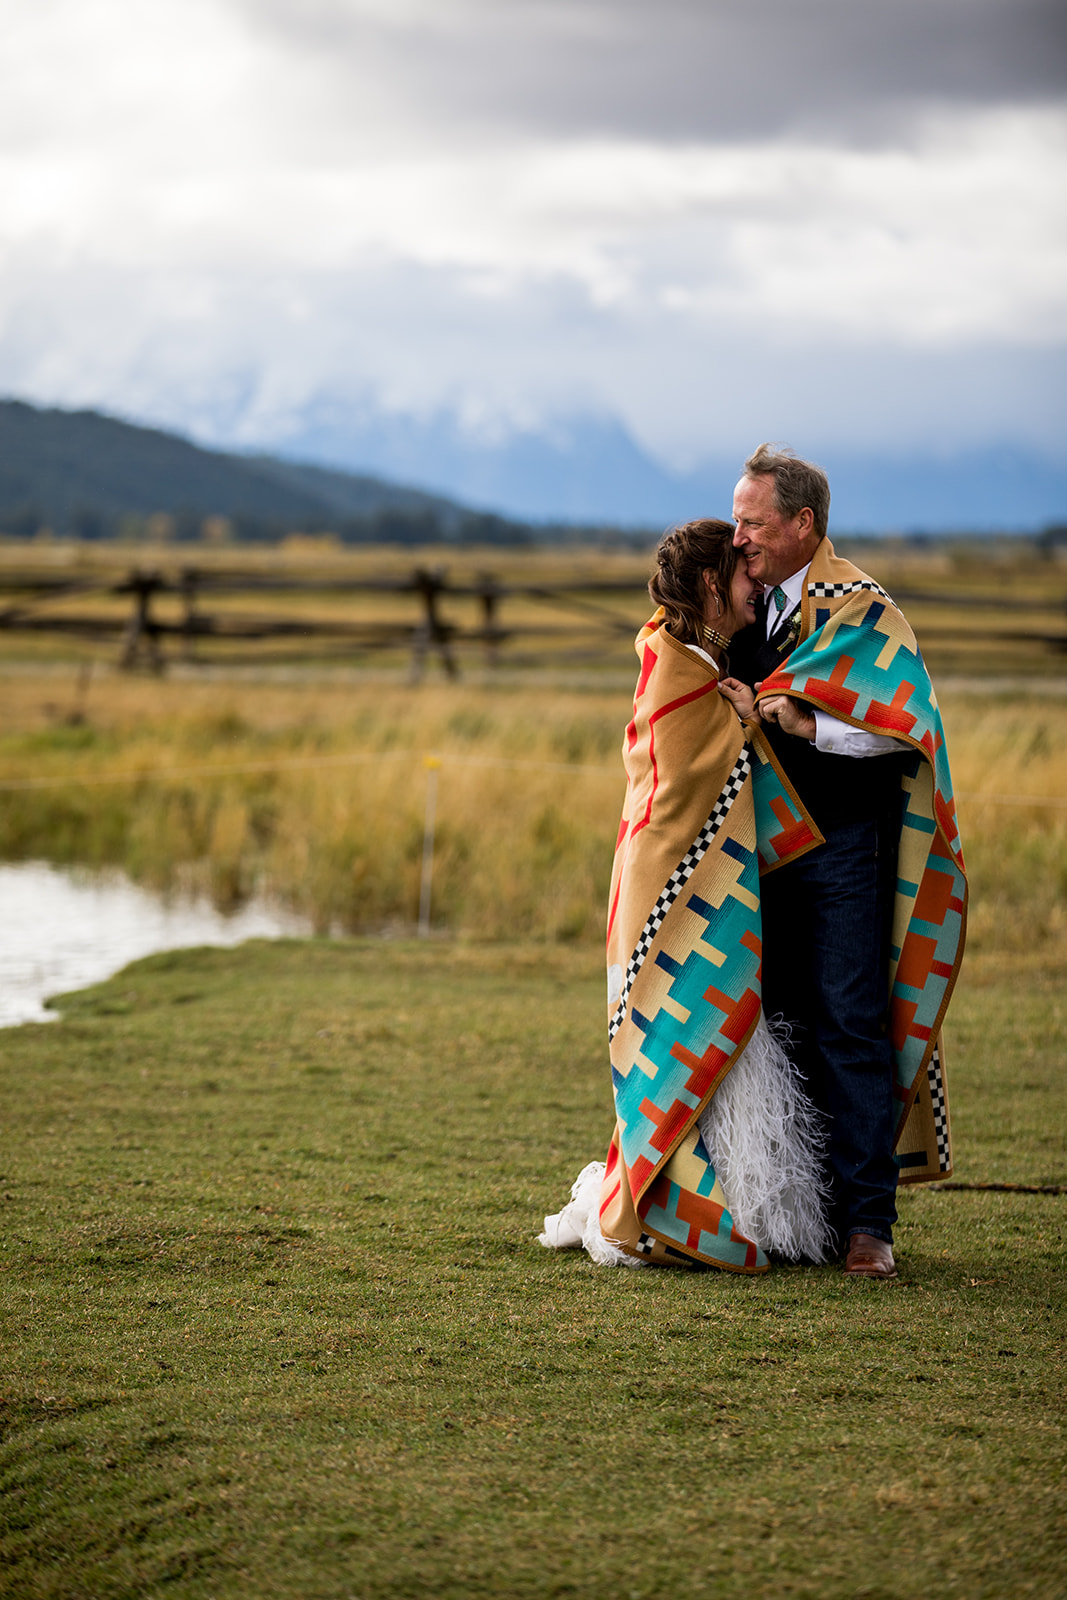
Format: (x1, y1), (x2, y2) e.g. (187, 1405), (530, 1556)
(760, 813), (900, 1249)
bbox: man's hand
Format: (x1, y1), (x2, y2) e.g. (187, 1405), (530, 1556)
(759, 694), (816, 741)
(718, 677), (755, 719)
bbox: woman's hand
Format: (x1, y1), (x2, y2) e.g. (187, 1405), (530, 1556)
(718, 677), (755, 719)
(758, 694), (817, 741)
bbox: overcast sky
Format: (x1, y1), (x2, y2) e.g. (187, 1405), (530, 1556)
(0, 0), (1064, 470)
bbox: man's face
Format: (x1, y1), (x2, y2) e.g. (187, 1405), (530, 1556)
(732, 473), (816, 587)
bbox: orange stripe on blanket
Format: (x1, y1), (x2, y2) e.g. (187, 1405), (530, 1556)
(729, 1228), (760, 1270)
(896, 932), (938, 990)
(913, 866), (958, 927)
(633, 639), (658, 703)
(639, 1095), (695, 1159)
(670, 1041), (730, 1085)
(666, 990), (759, 1093)
(673, 1184), (726, 1251)
(642, 1171), (725, 1253)
(701, 986), (760, 1045)
(630, 679), (721, 840)
(606, 874), (624, 943)
(865, 680), (919, 736)
(889, 998), (932, 1050)
(761, 656), (859, 719)
(629, 1153), (655, 1192)
(803, 656), (860, 719)
(765, 795), (819, 863)
(889, 999), (918, 1053)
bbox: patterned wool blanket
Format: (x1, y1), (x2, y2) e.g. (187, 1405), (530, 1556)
(756, 538), (968, 1187)
(600, 621), (824, 1273)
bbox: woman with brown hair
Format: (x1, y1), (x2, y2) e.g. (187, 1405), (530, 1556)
(541, 519), (832, 1272)
(647, 516), (762, 678)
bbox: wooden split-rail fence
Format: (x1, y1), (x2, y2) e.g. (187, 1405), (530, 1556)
(0, 562), (1064, 678)
(0, 565), (658, 677)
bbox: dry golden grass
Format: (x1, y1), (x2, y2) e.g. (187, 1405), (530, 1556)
(0, 673), (627, 940)
(0, 663), (1064, 956)
(948, 693), (1067, 952)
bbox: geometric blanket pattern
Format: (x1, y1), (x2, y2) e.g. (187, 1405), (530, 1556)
(757, 540), (968, 1181)
(601, 620), (823, 1271)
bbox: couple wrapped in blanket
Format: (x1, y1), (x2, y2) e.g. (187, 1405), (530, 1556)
(541, 532), (967, 1273)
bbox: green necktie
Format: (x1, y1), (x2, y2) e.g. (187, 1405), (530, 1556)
(768, 586), (788, 637)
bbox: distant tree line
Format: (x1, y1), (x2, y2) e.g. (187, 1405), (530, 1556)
(0, 501), (652, 548)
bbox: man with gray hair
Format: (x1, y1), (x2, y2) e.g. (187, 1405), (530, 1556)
(723, 444), (967, 1279)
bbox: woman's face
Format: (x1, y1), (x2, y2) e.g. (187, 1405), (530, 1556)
(707, 564), (763, 637)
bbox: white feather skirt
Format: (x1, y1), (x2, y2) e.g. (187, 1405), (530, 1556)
(539, 1015), (832, 1267)
(696, 1015), (832, 1263)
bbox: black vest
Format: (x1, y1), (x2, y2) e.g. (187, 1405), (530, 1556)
(729, 606), (907, 833)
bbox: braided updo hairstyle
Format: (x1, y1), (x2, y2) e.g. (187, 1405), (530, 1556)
(648, 518), (740, 645)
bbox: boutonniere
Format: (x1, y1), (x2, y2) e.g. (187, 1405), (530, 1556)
(779, 612), (802, 653)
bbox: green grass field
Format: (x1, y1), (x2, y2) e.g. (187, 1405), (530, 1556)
(1, 538), (1065, 1595)
(1, 938), (1063, 1599)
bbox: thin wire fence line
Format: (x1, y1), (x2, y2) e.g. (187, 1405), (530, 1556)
(936, 1181), (1067, 1195)
(0, 751), (1061, 805)
(0, 750), (622, 791)
(955, 791), (1067, 807)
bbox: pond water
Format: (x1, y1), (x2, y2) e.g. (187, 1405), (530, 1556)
(0, 861), (313, 1027)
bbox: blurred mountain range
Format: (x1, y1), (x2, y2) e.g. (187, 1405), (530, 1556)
(2, 396), (1064, 541)
(267, 404), (1067, 532)
(0, 400), (532, 544)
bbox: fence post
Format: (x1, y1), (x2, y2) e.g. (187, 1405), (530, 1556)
(477, 571), (504, 666)
(179, 567), (201, 661)
(118, 570), (164, 672)
(418, 755), (442, 936)
(409, 567), (459, 682)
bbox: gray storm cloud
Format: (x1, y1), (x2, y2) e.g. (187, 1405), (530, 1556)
(241, 0), (1067, 140)
(0, 0), (1064, 497)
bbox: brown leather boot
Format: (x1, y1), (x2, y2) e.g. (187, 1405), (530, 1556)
(844, 1233), (897, 1279)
